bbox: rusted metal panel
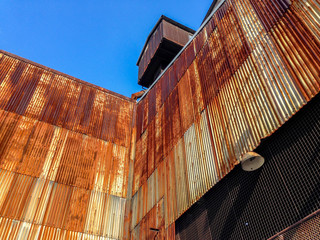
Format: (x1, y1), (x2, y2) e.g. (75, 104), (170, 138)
(142, 95), (149, 135)
(177, 73), (194, 134)
(0, 216), (126, 240)
(165, 150), (177, 226)
(170, 89), (182, 148)
(131, 159), (167, 232)
(0, 51), (134, 239)
(131, 0), (320, 237)
(137, 17), (195, 87)
(148, 87), (156, 124)
(131, 198), (165, 240)
(0, 169), (126, 239)
(0, 109), (130, 197)
(133, 137), (143, 195)
(195, 111), (219, 193)
(138, 21), (164, 81)
(163, 20), (191, 48)
(165, 223), (176, 240)
(173, 139), (189, 218)
(188, 62), (205, 119)
(155, 79), (163, 112)
(135, 99), (144, 140)
(0, 51), (134, 147)
(147, 119), (155, 178)
(0, 0), (319, 239)
(154, 108), (164, 168)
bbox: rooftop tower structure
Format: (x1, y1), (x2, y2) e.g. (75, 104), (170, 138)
(136, 16), (195, 88)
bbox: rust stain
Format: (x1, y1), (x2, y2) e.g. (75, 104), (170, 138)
(0, 51), (134, 239)
(131, 0), (320, 238)
(137, 19), (192, 84)
(0, 0), (320, 239)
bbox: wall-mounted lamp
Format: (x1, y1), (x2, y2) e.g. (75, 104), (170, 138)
(240, 152), (265, 171)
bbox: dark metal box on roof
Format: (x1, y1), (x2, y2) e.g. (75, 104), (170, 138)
(137, 16), (195, 88)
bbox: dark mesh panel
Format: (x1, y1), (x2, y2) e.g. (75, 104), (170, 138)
(175, 94), (320, 240)
(204, 179), (242, 240)
(269, 211), (320, 240)
(175, 201), (212, 240)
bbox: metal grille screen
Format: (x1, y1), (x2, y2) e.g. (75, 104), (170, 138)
(269, 210), (320, 240)
(175, 93), (320, 240)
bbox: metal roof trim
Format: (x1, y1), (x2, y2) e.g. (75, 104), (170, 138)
(201, 0), (219, 24)
(137, 0), (226, 102)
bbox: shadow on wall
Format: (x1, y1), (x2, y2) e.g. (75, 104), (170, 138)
(175, 93), (320, 240)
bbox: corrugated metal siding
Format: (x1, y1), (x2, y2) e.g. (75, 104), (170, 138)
(175, 93), (320, 239)
(138, 22), (164, 81)
(0, 105), (130, 197)
(131, 198), (165, 240)
(0, 51), (133, 147)
(162, 21), (192, 49)
(1, 0), (320, 238)
(132, 0), (320, 237)
(0, 169), (126, 239)
(0, 52), (134, 239)
(138, 19), (193, 82)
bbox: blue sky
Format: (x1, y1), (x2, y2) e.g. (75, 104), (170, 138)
(0, 0), (213, 97)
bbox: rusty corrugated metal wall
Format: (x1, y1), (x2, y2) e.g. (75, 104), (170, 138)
(0, 51), (135, 239)
(175, 92), (320, 239)
(138, 21), (164, 81)
(1, 0), (320, 239)
(138, 19), (192, 83)
(131, 0), (320, 238)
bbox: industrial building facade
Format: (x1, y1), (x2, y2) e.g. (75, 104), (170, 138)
(0, 0), (319, 239)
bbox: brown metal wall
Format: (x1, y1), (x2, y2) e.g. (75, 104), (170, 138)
(162, 21), (192, 49)
(0, 52), (135, 239)
(138, 20), (192, 82)
(131, 0), (320, 238)
(138, 22), (164, 81)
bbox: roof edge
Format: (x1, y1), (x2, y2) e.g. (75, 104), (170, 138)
(202, 0), (219, 24)
(0, 50), (134, 102)
(136, 15), (195, 66)
(138, 0), (226, 102)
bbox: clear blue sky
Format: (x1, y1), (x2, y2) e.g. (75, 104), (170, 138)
(0, 0), (213, 97)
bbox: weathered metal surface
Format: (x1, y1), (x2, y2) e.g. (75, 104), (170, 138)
(0, 106), (130, 197)
(1, 0), (320, 239)
(0, 169), (126, 239)
(0, 51), (134, 147)
(162, 20), (192, 48)
(131, 198), (165, 240)
(131, 0), (320, 237)
(138, 21), (164, 81)
(0, 52), (134, 239)
(137, 17), (194, 83)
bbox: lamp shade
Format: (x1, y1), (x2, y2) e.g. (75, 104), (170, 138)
(240, 152), (265, 171)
